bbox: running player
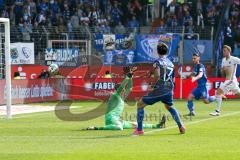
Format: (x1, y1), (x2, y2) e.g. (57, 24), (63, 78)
(185, 53), (216, 116)
(134, 42), (185, 135)
(210, 45), (240, 116)
(86, 66), (166, 130)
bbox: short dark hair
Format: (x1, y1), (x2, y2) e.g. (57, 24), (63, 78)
(157, 43), (168, 55)
(105, 70), (110, 74)
(192, 53), (200, 57)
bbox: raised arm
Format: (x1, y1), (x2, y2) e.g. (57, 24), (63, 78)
(116, 77), (131, 95)
(121, 76), (133, 100)
(116, 66), (136, 98)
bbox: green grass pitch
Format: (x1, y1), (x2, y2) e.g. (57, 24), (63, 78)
(0, 100), (240, 160)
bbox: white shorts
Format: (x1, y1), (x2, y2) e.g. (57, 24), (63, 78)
(219, 80), (240, 94)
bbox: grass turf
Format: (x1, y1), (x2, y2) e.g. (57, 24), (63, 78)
(0, 100), (240, 160)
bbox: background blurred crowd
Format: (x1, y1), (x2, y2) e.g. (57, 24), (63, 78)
(0, 0), (239, 53)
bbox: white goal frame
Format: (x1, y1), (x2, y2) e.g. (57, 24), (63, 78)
(0, 18), (11, 118)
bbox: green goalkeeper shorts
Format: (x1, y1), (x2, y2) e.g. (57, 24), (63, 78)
(105, 118), (134, 130)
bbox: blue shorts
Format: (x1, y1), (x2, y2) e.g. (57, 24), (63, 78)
(142, 89), (173, 106)
(192, 86), (208, 100)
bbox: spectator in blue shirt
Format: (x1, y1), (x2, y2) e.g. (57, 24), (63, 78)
(0, 0), (4, 11)
(110, 1), (123, 26)
(183, 11), (193, 26)
(128, 16), (140, 32)
(39, 0), (49, 14)
(156, 20), (166, 34)
(50, 0), (59, 13)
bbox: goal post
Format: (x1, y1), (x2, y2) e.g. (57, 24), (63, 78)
(0, 18), (11, 118)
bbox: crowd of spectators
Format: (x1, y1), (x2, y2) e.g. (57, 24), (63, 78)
(0, 0), (148, 35)
(155, 0), (225, 38)
(0, 0), (239, 52)
(226, 0), (240, 55)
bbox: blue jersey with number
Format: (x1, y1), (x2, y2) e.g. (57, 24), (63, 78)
(141, 57), (174, 106)
(154, 57), (174, 91)
(193, 63), (207, 87)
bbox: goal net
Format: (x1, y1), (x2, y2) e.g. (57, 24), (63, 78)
(0, 18), (11, 118)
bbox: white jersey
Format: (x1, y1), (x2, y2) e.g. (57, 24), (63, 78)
(220, 56), (240, 94)
(221, 56), (240, 81)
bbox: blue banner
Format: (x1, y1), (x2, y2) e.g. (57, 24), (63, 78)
(94, 34), (128, 51)
(45, 48), (81, 67)
(95, 34), (104, 51)
(104, 50), (135, 66)
(134, 34), (180, 63)
(183, 40), (213, 63)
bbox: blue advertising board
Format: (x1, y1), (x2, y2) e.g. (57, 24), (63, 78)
(183, 40), (213, 63)
(134, 34), (180, 63)
(95, 34), (128, 51)
(45, 48), (81, 67)
(104, 50), (135, 66)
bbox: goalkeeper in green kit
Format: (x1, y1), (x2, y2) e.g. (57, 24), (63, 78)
(86, 66), (166, 130)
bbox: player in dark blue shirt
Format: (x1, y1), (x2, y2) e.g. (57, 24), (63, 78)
(186, 53), (216, 116)
(133, 43), (185, 135)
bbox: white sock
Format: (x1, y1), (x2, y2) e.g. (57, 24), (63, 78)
(216, 95), (222, 112)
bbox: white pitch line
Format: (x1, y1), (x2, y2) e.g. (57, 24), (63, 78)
(143, 111), (240, 135)
(0, 105), (86, 119)
(1, 111), (240, 140)
(68, 111), (240, 139)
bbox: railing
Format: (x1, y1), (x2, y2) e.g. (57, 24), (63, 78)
(9, 25), (215, 65)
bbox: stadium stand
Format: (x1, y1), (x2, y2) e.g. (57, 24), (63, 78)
(0, 0), (239, 62)
(228, 0), (240, 56)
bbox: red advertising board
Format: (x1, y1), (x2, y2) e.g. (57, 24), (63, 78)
(208, 78), (240, 98)
(181, 78), (240, 99)
(0, 78), (239, 105)
(11, 65), (154, 79)
(0, 79), (62, 105)
(11, 64), (212, 79)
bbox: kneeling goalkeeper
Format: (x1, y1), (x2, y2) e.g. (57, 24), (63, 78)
(86, 66), (166, 130)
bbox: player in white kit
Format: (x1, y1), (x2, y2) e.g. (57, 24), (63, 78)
(210, 45), (240, 116)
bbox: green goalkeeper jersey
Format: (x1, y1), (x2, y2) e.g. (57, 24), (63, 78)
(89, 75), (162, 130)
(105, 76), (133, 125)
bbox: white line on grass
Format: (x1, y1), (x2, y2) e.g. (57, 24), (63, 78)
(143, 111), (240, 135)
(1, 111), (240, 140)
(0, 105), (86, 119)
(75, 111), (240, 139)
